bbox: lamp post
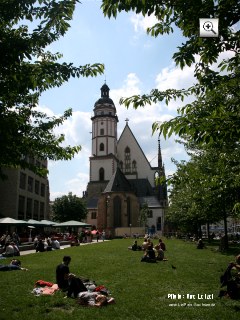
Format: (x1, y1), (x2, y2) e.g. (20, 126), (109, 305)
(105, 195), (110, 229)
(129, 224), (132, 238)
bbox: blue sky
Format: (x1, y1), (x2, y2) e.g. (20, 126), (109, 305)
(39, 0), (195, 200)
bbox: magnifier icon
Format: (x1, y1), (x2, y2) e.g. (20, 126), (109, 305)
(203, 21), (217, 35)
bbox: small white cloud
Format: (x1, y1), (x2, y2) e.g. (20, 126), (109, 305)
(130, 13), (158, 33)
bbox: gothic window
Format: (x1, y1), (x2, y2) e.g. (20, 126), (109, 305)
(154, 171), (159, 186)
(99, 168), (104, 181)
(132, 160), (137, 172)
(100, 143), (104, 151)
(125, 146), (131, 173)
(100, 128), (104, 135)
(113, 196), (121, 227)
(119, 161), (123, 170)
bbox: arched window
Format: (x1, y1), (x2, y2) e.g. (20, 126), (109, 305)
(125, 146), (131, 173)
(113, 196), (121, 227)
(100, 143), (104, 151)
(154, 171), (159, 186)
(99, 168), (104, 181)
(132, 160), (137, 172)
(119, 161), (123, 170)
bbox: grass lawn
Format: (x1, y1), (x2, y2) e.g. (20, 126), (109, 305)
(1, 238), (240, 320)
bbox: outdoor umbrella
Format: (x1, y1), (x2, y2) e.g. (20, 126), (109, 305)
(39, 219), (56, 226)
(26, 219), (44, 226)
(53, 220), (91, 227)
(0, 217), (27, 225)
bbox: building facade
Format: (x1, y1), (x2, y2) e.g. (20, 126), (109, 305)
(85, 83), (168, 236)
(0, 156), (50, 220)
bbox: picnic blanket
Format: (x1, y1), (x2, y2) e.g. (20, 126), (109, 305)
(32, 280), (59, 296)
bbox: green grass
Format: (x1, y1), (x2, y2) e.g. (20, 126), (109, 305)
(1, 238), (240, 320)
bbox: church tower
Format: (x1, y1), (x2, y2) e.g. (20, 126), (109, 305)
(87, 83), (118, 199)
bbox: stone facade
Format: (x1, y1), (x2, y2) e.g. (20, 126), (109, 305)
(0, 157), (50, 220)
(85, 83), (168, 236)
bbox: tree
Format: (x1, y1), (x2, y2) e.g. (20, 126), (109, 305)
(102, 0), (239, 248)
(52, 192), (87, 222)
(138, 202), (149, 228)
(0, 0), (104, 177)
(167, 143), (240, 247)
(101, 0), (239, 146)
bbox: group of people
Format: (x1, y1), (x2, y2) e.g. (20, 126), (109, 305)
(34, 237), (60, 252)
(56, 255), (115, 306)
(0, 232), (20, 257)
(129, 237), (167, 263)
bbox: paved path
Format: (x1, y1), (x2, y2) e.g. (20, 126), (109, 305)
(20, 240), (107, 256)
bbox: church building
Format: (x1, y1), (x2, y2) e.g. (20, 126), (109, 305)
(85, 83), (168, 237)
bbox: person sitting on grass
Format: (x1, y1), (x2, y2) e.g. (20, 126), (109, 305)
(158, 238), (166, 251)
(141, 243), (157, 263)
(0, 259), (28, 271)
(77, 291), (115, 307)
(141, 238), (148, 251)
(219, 254), (240, 299)
(35, 239), (45, 252)
(56, 255), (87, 298)
(197, 239), (205, 249)
(1, 242), (14, 257)
(128, 240), (142, 251)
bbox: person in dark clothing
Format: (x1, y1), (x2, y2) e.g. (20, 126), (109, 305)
(0, 259), (28, 271)
(141, 244), (157, 263)
(56, 256), (87, 298)
(35, 239), (45, 252)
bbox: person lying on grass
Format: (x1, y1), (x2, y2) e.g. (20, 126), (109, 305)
(77, 291), (115, 307)
(0, 259), (28, 271)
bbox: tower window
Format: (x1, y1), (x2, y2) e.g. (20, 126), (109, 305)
(99, 168), (105, 181)
(100, 143), (104, 151)
(100, 128), (104, 135)
(119, 161), (123, 170)
(132, 160), (137, 172)
(125, 146), (131, 173)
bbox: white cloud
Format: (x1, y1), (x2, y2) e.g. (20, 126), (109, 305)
(130, 13), (158, 33)
(65, 171), (89, 198)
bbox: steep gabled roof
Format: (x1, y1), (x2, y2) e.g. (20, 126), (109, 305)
(129, 179), (154, 197)
(118, 123), (152, 170)
(103, 167), (133, 193)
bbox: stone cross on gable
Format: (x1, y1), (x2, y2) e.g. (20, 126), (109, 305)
(125, 118), (129, 125)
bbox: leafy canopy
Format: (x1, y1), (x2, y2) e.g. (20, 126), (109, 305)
(101, 0), (240, 146)
(52, 192), (87, 222)
(0, 0), (104, 177)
